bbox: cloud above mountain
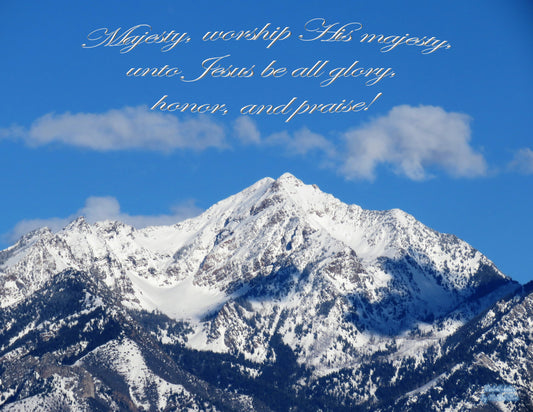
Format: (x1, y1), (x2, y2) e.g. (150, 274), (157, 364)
(340, 105), (487, 180)
(1, 106), (226, 151)
(1, 104), (489, 181)
(233, 105), (487, 181)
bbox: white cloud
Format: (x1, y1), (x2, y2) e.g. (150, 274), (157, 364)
(340, 105), (487, 180)
(1, 106), (226, 151)
(5, 197), (202, 243)
(267, 127), (336, 157)
(509, 148), (533, 174)
(233, 116), (261, 144)
(233, 116), (336, 159)
(3, 106), (488, 182)
(233, 107), (485, 181)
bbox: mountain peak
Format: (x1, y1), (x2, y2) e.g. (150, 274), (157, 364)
(65, 216), (89, 230)
(17, 226), (52, 244)
(270, 172), (319, 193)
(274, 172), (303, 185)
(1, 173), (513, 319)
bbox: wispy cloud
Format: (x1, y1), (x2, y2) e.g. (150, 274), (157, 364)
(232, 117), (336, 159)
(2, 105), (488, 181)
(4, 197), (202, 243)
(1, 106), (226, 151)
(509, 148), (533, 174)
(233, 105), (487, 181)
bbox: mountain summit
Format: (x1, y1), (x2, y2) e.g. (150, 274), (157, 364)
(0, 174), (530, 411)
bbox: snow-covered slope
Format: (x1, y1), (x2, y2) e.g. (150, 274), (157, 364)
(0, 173), (526, 411)
(0, 174), (515, 361)
(382, 282), (533, 411)
(0, 173), (510, 303)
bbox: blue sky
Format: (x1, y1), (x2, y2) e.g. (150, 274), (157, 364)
(1, 0), (532, 283)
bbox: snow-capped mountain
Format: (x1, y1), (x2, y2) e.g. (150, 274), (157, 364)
(0, 173), (530, 411)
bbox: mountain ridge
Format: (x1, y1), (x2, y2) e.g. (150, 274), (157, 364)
(0, 173), (529, 411)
